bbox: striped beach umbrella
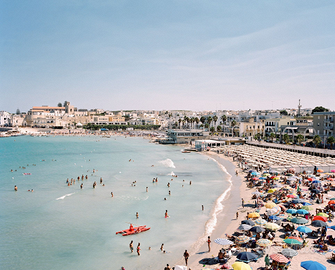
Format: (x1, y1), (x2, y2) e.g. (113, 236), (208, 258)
(269, 215), (282, 221)
(241, 220), (255, 226)
(252, 191), (263, 197)
(214, 238), (234, 246)
(265, 222), (279, 231)
(265, 202), (277, 209)
(238, 224), (252, 231)
(301, 206), (313, 211)
(270, 254), (289, 264)
(266, 207), (280, 216)
(254, 218), (267, 226)
(235, 235), (250, 245)
(288, 236), (303, 243)
(256, 239), (272, 247)
(250, 226), (265, 233)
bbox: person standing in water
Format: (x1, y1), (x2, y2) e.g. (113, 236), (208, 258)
(136, 212), (139, 219)
(14, 185), (18, 191)
(129, 240), (134, 253)
(165, 210), (169, 218)
(137, 243), (141, 256)
(183, 250), (189, 265)
(207, 236), (211, 252)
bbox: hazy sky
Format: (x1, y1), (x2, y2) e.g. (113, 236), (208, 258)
(1, 1), (335, 113)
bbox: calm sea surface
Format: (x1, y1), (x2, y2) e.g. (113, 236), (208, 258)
(0, 135), (229, 270)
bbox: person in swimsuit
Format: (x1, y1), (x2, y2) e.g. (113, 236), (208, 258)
(129, 240), (133, 253)
(207, 236), (211, 252)
(165, 210), (169, 218)
(137, 243), (141, 256)
(183, 250), (189, 265)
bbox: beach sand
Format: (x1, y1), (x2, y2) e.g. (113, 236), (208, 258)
(180, 151), (335, 270)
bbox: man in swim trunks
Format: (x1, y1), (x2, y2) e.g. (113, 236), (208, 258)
(137, 243), (140, 256)
(183, 250), (189, 265)
(129, 240), (133, 253)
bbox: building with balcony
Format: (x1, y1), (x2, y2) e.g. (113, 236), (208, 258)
(313, 112), (335, 142)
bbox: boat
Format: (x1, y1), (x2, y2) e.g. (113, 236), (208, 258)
(116, 224), (150, 236)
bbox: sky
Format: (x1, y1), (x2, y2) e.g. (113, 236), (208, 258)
(1, 0), (335, 113)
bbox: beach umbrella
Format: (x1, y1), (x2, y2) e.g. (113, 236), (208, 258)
(235, 235), (250, 245)
(232, 262), (252, 270)
(316, 212), (328, 217)
(329, 226), (335, 230)
(311, 220), (327, 227)
(317, 169), (324, 173)
(301, 261), (326, 270)
(286, 209), (297, 214)
(296, 226), (312, 234)
(296, 209), (309, 215)
(283, 238), (302, 245)
(288, 236), (303, 243)
(291, 217), (308, 224)
(250, 226), (265, 233)
(330, 198), (335, 200)
(252, 177), (259, 181)
(301, 202), (312, 206)
(269, 215), (282, 221)
(248, 212), (260, 219)
(238, 224), (252, 231)
(328, 200), (335, 205)
(252, 191), (262, 197)
(311, 189), (321, 194)
(301, 206), (313, 211)
(265, 202), (277, 209)
(266, 207), (280, 216)
(256, 239), (272, 247)
(267, 189), (276, 193)
(312, 216), (327, 222)
(270, 254), (289, 264)
(241, 220), (255, 226)
(265, 222), (279, 231)
(312, 180), (321, 184)
(287, 194), (297, 199)
(254, 218), (267, 226)
(214, 238), (234, 246)
(251, 171), (259, 176)
(281, 248), (298, 257)
(259, 177), (266, 180)
(236, 252), (258, 262)
(331, 170), (335, 173)
(292, 199), (305, 204)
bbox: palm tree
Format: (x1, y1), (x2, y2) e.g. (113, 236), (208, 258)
(210, 127), (215, 134)
(195, 117), (200, 128)
(184, 116), (189, 128)
(231, 120), (237, 136)
(213, 115), (218, 128)
(296, 134), (304, 145)
(270, 132), (275, 142)
(221, 115), (227, 123)
(313, 135), (321, 148)
(207, 116), (212, 128)
(217, 125), (222, 132)
(200, 116), (206, 126)
(327, 136), (335, 149)
(178, 118), (182, 129)
(283, 134), (290, 144)
(205, 123), (209, 129)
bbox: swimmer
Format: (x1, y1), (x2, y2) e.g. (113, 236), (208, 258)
(148, 247), (151, 250)
(137, 243), (141, 256)
(129, 240), (134, 253)
(189, 181), (192, 185)
(167, 183), (170, 187)
(100, 177), (103, 184)
(169, 190), (171, 196)
(146, 187), (148, 192)
(165, 210), (169, 218)
(136, 212), (139, 219)
(14, 185), (17, 191)
(164, 198), (166, 200)
(202, 205), (204, 211)
(160, 243), (164, 251)
(80, 183), (83, 189)
(111, 192), (114, 197)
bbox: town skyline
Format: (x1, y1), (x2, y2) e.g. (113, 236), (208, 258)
(2, 1), (335, 113)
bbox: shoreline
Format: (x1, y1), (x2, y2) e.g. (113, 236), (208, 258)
(174, 151), (244, 269)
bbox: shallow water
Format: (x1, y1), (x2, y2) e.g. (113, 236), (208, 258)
(0, 135), (229, 270)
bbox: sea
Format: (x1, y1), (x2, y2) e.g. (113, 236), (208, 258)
(0, 135), (231, 270)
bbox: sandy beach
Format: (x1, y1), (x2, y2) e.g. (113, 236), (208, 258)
(177, 150), (335, 270)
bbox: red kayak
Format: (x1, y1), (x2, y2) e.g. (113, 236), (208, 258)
(116, 224), (151, 236)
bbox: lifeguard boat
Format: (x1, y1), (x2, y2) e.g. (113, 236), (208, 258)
(116, 224), (150, 236)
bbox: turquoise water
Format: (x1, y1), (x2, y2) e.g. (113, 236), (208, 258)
(0, 135), (229, 270)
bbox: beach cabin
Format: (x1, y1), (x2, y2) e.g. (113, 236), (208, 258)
(195, 140), (226, 151)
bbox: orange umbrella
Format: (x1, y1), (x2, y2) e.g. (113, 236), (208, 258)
(328, 200), (335, 205)
(313, 216), (327, 222)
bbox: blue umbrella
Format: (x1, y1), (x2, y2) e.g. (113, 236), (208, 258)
(301, 202), (312, 206)
(330, 226), (335, 230)
(286, 209), (297, 214)
(259, 177), (266, 180)
(292, 199), (305, 204)
(291, 217), (308, 224)
(301, 260), (326, 270)
(236, 251), (258, 262)
(269, 215), (282, 221)
(297, 226), (312, 233)
(312, 180), (321, 184)
(297, 209), (309, 215)
(241, 220), (255, 226)
(251, 171), (259, 176)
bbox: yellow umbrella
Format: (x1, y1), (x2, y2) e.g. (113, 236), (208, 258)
(317, 212), (329, 217)
(265, 202), (277, 209)
(232, 262), (252, 270)
(248, 212), (260, 218)
(268, 189), (276, 193)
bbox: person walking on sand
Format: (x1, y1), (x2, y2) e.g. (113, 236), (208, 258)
(242, 198), (245, 208)
(137, 243), (141, 256)
(207, 236), (211, 252)
(183, 250), (189, 265)
(236, 212), (239, 219)
(129, 240), (133, 253)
